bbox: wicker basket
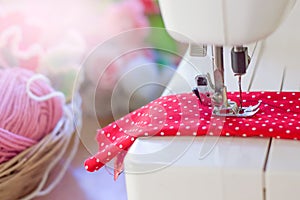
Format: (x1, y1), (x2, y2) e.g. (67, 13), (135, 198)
(0, 93), (82, 200)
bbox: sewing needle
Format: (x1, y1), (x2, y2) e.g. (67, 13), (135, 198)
(238, 75), (243, 110)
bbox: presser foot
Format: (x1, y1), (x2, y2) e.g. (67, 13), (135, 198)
(193, 74), (261, 117)
(213, 100), (261, 117)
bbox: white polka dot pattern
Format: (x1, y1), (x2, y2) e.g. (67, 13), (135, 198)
(85, 91), (300, 178)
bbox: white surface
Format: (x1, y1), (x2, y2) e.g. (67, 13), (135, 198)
(158, 0), (296, 45)
(266, 140), (300, 200)
(125, 137), (269, 200)
(125, 1), (300, 200)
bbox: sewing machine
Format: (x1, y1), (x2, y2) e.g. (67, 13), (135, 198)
(125, 0), (300, 200)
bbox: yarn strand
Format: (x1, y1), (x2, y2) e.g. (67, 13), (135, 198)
(26, 74), (66, 103)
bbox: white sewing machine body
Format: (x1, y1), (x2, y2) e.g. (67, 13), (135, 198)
(158, 0), (296, 46)
(158, 0), (297, 118)
(125, 0), (300, 200)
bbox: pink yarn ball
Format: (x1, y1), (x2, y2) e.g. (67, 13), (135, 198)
(0, 68), (63, 163)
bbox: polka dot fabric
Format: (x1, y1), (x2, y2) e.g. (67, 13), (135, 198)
(85, 92), (300, 177)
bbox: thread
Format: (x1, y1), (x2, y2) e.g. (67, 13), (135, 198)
(0, 68), (63, 163)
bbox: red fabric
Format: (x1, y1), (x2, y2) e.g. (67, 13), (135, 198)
(85, 92), (300, 177)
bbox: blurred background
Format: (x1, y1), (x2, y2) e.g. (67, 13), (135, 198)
(0, 0), (186, 125)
